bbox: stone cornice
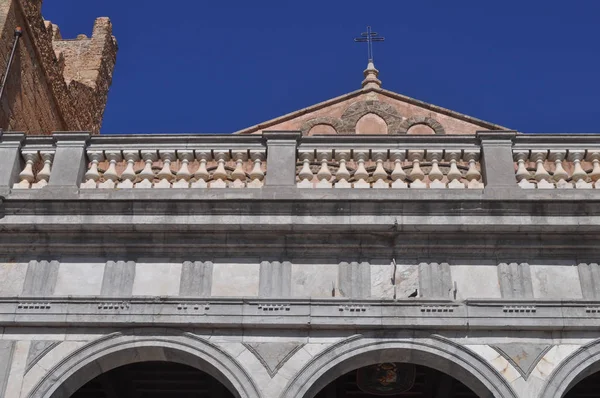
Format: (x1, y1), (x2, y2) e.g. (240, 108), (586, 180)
(2, 297), (600, 331)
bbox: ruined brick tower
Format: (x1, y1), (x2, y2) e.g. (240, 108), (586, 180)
(0, 0), (117, 134)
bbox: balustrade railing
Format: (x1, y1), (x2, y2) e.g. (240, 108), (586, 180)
(296, 147), (483, 189)
(81, 149), (266, 189)
(513, 149), (600, 189)
(4, 131), (600, 196)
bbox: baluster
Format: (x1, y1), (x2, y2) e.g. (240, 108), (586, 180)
(191, 151), (210, 188)
(464, 151), (483, 189)
(427, 151), (445, 188)
(136, 151), (157, 189)
(353, 151), (370, 189)
(118, 151), (139, 188)
(297, 151), (314, 188)
(446, 151), (465, 189)
(173, 150), (193, 188)
(316, 151), (332, 188)
(587, 151), (600, 189)
(98, 151), (121, 189)
(408, 150), (426, 188)
(230, 150), (248, 188)
(514, 151), (535, 189)
(154, 150), (175, 188)
(531, 151), (553, 189)
(13, 151), (39, 189)
(568, 150), (591, 189)
(31, 151), (54, 189)
(549, 151), (571, 189)
(211, 151), (229, 188)
(372, 151), (389, 189)
(81, 151), (104, 189)
(390, 151), (407, 189)
(334, 151), (351, 188)
(248, 150), (265, 188)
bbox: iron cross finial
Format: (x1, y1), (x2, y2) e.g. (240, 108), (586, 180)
(354, 26), (385, 62)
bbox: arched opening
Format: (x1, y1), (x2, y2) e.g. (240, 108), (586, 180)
(407, 123), (436, 135)
(314, 362), (477, 397)
(28, 333), (261, 398)
(70, 361), (235, 398)
(564, 370), (600, 397)
(280, 338), (517, 398)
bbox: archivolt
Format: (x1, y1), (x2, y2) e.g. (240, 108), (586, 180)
(539, 339), (600, 398)
(27, 331), (262, 398)
(279, 334), (518, 398)
(339, 100), (403, 134)
(300, 116), (343, 135)
(397, 116), (446, 135)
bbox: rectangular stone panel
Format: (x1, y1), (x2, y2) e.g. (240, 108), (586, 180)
(101, 261), (136, 296)
(132, 263), (182, 296)
(0, 263), (28, 296)
(498, 262), (534, 299)
(22, 260), (59, 296)
(291, 263), (338, 298)
(531, 265), (583, 299)
(179, 261), (213, 296)
(211, 263), (260, 297)
(338, 262), (370, 298)
(451, 265), (501, 299)
(418, 262), (451, 299)
(259, 261), (291, 298)
(578, 263), (600, 299)
(54, 263), (104, 296)
(371, 260), (418, 299)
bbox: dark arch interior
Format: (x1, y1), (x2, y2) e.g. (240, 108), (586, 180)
(565, 369), (600, 397)
(69, 361), (235, 398)
(315, 363), (477, 398)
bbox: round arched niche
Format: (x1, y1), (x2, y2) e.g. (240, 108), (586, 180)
(307, 124), (337, 136)
(355, 113), (388, 135)
(28, 333), (261, 398)
(280, 337), (518, 398)
(396, 116), (446, 135)
(407, 123), (436, 135)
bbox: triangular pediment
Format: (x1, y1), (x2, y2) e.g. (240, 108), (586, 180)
(235, 64), (507, 136)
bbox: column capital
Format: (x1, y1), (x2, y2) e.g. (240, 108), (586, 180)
(52, 132), (91, 147)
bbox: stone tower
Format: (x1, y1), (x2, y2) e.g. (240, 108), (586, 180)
(0, 0), (117, 134)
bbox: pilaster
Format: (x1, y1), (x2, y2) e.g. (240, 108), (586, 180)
(477, 131), (518, 196)
(263, 131), (301, 186)
(48, 132), (90, 189)
(0, 132), (25, 195)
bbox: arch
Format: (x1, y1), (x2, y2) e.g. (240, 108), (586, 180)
(279, 335), (518, 398)
(27, 331), (262, 398)
(300, 117), (343, 136)
(397, 116), (446, 135)
(339, 100), (403, 134)
(355, 113), (388, 135)
(539, 339), (600, 398)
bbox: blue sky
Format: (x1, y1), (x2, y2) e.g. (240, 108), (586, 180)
(43, 1), (600, 134)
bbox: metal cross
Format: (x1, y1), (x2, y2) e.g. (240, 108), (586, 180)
(354, 26), (385, 62)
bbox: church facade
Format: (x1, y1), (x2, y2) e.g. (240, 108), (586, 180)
(1, 9), (600, 398)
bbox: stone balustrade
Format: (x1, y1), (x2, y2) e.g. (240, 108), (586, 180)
(513, 149), (600, 189)
(296, 148), (483, 189)
(3, 131), (600, 195)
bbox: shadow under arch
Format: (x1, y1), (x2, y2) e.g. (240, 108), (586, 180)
(27, 331), (262, 398)
(280, 335), (518, 398)
(539, 338), (600, 398)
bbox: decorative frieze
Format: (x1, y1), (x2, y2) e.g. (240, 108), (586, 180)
(176, 303), (210, 311)
(420, 305), (454, 313)
(17, 302), (52, 310)
(257, 304), (291, 312)
(97, 301), (130, 310)
(502, 305), (536, 313)
(339, 304), (368, 312)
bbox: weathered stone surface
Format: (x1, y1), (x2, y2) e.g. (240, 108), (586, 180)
(498, 263), (534, 299)
(370, 261), (418, 299)
(451, 265), (501, 299)
(22, 260), (59, 296)
(259, 261), (291, 298)
(211, 262), (260, 297)
(0, 341), (15, 397)
(0, 262), (28, 296)
(54, 262), (104, 296)
(132, 262), (182, 296)
(0, 2), (117, 134)
(338, 261), (370, 298)
(101, 260), (136, 296)
(530, 264), (583, 299)
(243, 342), (304, 377)
(418, 262), (452, 299)
(492, 344), (552, 379)
(25, 341), (60, 373)
(179, 261), (213, 296)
